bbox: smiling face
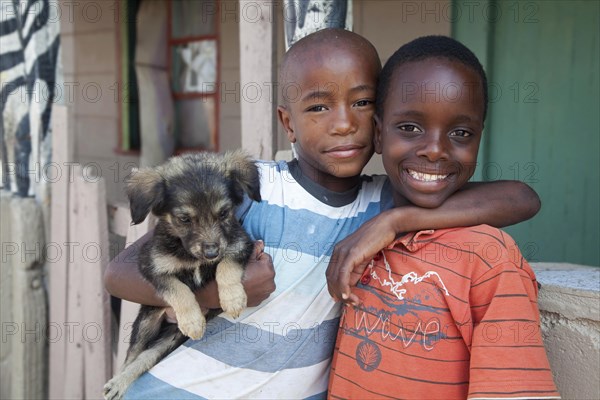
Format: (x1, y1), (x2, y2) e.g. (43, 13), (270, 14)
(375, 58), (485, 208)
(278, 42), (380, 192)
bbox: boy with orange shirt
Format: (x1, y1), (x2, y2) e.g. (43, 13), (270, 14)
(327, 35), (559, 399)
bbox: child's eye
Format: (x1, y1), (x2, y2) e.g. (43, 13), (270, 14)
(398, 124), (422, 133)
(449, 129), (472, 137)
(306, 105), (328, 112)
(354, 99), (373, 107)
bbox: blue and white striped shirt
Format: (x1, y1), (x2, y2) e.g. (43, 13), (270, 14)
(124, 160), (393, 399)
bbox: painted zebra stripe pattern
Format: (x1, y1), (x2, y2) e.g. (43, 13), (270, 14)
(1, 0), (60, 196)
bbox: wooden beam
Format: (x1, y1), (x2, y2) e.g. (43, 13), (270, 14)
(7, 197), (47, 399)
(48, 104), (71, 399)
(63, 165), (84, 399)
(239, 1), (278, 159)
(74, 174), (112, 398)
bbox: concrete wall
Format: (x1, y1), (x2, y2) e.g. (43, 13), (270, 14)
(532, 263), (600, 399)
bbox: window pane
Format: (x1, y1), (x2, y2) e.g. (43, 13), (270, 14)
(171, 40), (217, 93)
(171, 0), (215, 38)
(174, 97), (216, 150)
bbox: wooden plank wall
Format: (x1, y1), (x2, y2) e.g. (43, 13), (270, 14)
(48, 106), (113, 398)
(48, 104), (71, 399)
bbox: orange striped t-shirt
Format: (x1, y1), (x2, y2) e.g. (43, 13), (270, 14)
(328, 225), (560, 400)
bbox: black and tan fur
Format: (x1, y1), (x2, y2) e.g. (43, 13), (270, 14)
(103, 150), (261, 400)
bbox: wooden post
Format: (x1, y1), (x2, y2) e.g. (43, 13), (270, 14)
(48, 105), (114, 398)
(62, 165), (84, 399)
(75, 173), (112, 398)
(2, 195), (47, 399)
(0, 193), (12, 400)
(60, 167), (113, 399)
(239, 0), (278, 159)
(48, 104), (71, 399)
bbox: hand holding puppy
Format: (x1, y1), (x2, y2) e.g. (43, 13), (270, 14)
(243, 240), (275, 307)
(166, 240), (275, 323)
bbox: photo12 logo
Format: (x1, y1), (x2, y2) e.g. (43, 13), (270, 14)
(1, 161), (139, 185)
(399, 1), (540, 24)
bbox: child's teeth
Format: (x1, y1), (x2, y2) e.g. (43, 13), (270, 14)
(408, 170), (448, 181)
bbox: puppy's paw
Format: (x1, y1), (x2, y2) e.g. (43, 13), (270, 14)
(219, 284), (247, 319)
(103, 375), (130, 400)
(177, 310), (206, 339)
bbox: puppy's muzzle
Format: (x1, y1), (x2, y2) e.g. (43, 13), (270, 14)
(202, 242), (220, 260)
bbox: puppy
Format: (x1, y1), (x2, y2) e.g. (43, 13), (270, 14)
(103, 150), (261, 400)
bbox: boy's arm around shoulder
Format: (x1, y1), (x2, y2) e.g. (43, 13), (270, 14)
(453, 179), (541, 227)
(104, 232), (276, 308)
(326, 180), (540, 303)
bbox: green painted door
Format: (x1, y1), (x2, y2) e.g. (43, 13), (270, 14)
(453, 0), (599, 265)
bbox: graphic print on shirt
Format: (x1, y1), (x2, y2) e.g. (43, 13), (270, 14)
(355, 340), (382, 371)
(344, 252), (453, 372)
(369, 252), (450, 301)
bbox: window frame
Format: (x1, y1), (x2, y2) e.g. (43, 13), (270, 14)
(115, 0), (221, 155)
(167, 0), (221, 153)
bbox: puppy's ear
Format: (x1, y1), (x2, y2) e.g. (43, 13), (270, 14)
(126, 167), (165, 224)
(224, 150), (262, 203)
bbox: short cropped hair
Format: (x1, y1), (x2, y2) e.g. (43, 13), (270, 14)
(279, 28), (381, 105)
(376, 35), (488, 120)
